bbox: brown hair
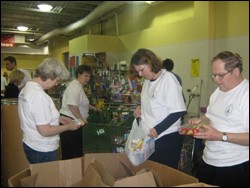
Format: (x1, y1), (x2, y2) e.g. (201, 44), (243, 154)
(212, 51), (243, 73)
(130, 48), (162, 76)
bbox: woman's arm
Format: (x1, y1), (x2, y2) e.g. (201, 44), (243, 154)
(36, 122), (83, 137)
(68, 104), (87, 123)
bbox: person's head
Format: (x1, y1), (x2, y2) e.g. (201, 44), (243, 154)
(34, 58), (69, 89)
(4, 56), (17, 71)
(75, 65), (92, 86)
(162, 58), (174, 71)
(9, 69), (24, 87)
(211, 51), (243, 92)
(130, 48), (162, 80)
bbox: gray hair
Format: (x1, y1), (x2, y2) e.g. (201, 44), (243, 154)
(34, 58), (69, 81)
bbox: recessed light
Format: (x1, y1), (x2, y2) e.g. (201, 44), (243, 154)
(17, 26), (28, 31)
(38, 4), (53, 12)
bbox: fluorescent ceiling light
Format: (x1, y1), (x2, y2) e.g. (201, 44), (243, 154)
(145, 1), (155, 4)
(17, 26), (28, 31)
(38, 4), (53, 12)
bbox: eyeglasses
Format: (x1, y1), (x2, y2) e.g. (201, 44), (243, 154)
(55, 78), (61, 86)
(138, 65), (147, 74)
(211, 71), (231, 79)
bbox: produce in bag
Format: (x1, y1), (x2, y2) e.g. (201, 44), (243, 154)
(125, 118), (155, 166)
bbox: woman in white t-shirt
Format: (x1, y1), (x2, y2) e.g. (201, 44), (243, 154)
(60, 65), (99, 160)
(18, 58), (84, 164)
(130, 49), (186, 169)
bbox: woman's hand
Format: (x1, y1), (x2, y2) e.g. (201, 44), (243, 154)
(68, 119), (85, 131)
(188, 117), (201, 125)
(148, 128), (158, 138)
(90, 105), (102, 112)
(59, 116), (72, 125)
(193, 125), (221, 141)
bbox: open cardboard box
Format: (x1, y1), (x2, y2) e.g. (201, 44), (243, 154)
(174, 183), (218, 187)
(8, 153), (199, 187)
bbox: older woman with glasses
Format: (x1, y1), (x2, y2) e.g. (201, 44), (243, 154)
(130, 48), (186, 169)
(189, 51), (249, 186)
(18, 58), (84, 164)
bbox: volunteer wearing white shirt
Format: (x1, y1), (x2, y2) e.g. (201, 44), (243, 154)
(18, 58), (84, 164)
(189, 51), (249, 187)
(131, 49), (186, 169)
(1, 76), (8, 97)
(60, 64), (98, 160)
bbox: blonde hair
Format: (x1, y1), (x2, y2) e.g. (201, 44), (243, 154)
(9, 69), (24, 84)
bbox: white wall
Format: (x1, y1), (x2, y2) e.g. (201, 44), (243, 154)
(120, 35), (249, 115)
(215, 36), (249, 80)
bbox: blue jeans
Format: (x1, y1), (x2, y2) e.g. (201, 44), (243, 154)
(23, 142), (57, 164)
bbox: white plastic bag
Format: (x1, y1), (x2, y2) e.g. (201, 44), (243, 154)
(125, 118), (155, 166)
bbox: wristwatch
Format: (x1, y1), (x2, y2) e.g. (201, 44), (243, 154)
(221, 132), (228, 142)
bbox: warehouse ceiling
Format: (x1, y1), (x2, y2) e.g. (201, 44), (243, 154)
(1, 1), (113, 44)
(1, 1), (105, 34)
(1, 1), (160, 47)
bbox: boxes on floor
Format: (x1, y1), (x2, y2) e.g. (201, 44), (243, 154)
(174, 182), (219, 187)
(8, 153), (198, 187)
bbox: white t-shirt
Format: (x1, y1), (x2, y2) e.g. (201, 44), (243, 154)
(60, 79), (90, 119)
(140, 69), (186, 140)
(18, 68), (32, 89)
(1, 76), (7, 90)
(18, 81), (60, 152)
(203, 79), (249, 167)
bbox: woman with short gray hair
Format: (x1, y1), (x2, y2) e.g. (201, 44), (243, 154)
(18, 58), (84, 164)
(34, 58), (69, 82)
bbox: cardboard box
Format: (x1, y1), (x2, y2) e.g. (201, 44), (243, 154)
(8, 153), (198, 187)
(174, 183), (218, 187)
(78, 157), (157, 187)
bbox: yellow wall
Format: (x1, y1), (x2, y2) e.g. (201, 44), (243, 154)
(118, 1), (249, 51)
(69, 35), (88, 55)
(49, 37), (69, 59)
(1, 37), (69, 77)
(215, 1), (249, 38)
(69, 34), (126, 55)
(1, 1), (248, 73)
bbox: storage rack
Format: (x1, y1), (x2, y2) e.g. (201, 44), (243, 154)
(82, 104), (137, 154)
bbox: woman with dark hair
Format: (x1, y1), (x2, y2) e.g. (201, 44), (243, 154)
(59, 64), (99, 159)
(130, 49), (186, 169)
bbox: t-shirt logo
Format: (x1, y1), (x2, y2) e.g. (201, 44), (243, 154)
(225, 104), (233, 116)
(151, 92), (157, 99)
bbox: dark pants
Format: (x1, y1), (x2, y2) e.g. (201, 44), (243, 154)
(148, 132), (183, 169)
(60, 114), (83, 160)
(196, 159), (249, 187)
(192, 138), (204, 175)
(23, 142), (57, 164)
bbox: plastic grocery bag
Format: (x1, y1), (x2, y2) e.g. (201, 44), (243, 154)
(125, 118), (155, 166)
